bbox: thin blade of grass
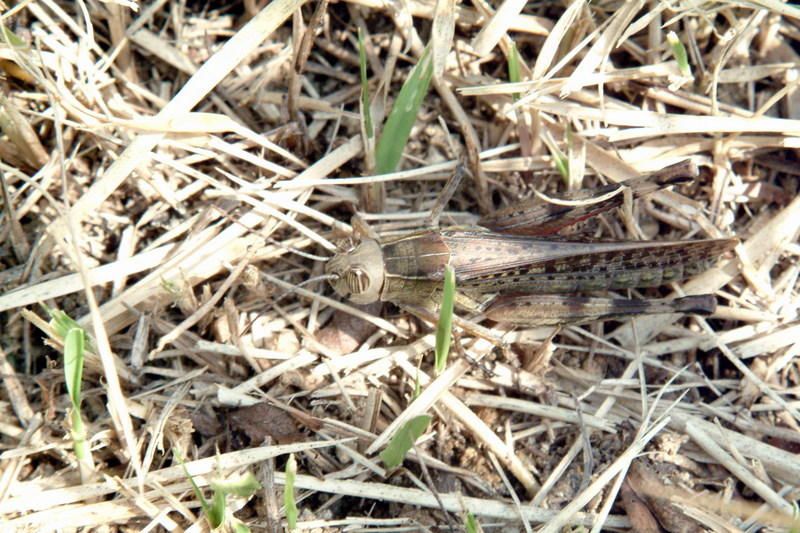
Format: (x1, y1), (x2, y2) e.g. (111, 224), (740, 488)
(358, 28), (373, 139)
(174, 450), (212, 518)
(432, 0), (455, 78)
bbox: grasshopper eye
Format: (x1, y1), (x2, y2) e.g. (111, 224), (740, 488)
(346, 268), (370, 295)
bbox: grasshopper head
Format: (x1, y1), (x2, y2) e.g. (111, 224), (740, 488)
(325, 238), (385, 304)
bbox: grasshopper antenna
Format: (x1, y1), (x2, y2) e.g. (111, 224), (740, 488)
(211, 203), (333, 262)
(240, 272), (339, 337)
(208, 206), (339, 333)
(261, 236), (331, 262)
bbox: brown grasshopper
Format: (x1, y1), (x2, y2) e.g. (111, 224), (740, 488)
(325, 161), (737, 326)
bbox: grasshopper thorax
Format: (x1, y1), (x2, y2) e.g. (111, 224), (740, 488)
(325, 238), (385, 304)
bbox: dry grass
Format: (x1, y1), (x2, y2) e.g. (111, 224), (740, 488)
(1, 0), (800, 531)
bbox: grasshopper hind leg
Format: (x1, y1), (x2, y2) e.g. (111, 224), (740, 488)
(482, 293), (717, 326)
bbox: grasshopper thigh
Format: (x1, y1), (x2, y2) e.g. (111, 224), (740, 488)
(482, 293), (717, 326)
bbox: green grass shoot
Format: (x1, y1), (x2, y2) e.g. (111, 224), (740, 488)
(508, 42), (521, 100)
(464, 512), (480, 533)
(42, 305), (92, 466)
(174, 450), (216, 527)
(379, 415), (432, 469)
(374, 42), (434, 174)
(434, 264), (455, 375)
(63, 328), (85, 407)
(0, 25), (28, 48)
(174, 450), (261, 531)
(211, 472), (261, 532)
(546, 135), (569, 185)
(64, 327), (89, 461)
(667, 31), (692, 77)
(284, 453), (299, 530)
(45, 305), (95, 354)
(161, 277), (183, 299)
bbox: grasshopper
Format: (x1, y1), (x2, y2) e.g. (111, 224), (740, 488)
(325, 161), (737, 327)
